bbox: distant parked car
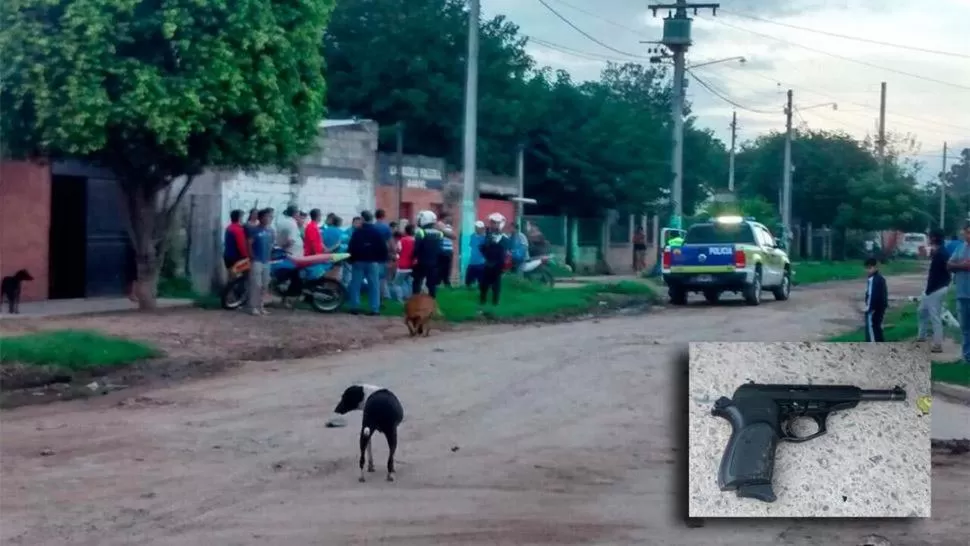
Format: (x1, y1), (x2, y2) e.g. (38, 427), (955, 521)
(896, 233), (928, 258)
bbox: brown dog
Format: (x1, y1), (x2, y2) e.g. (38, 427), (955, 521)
(404, 294), (440, 337)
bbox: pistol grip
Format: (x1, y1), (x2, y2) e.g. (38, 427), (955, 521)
(713, 400), (779, 503)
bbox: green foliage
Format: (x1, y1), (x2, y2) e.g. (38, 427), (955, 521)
(930, 361), (970, 386)
(792, 259), (923, 286)
(697, 197), (779, 227)
(323, 0), (726, 216)
(2, 0), (335, 307)
(733, 128), (937, 233)
(0, 330), (159, 370)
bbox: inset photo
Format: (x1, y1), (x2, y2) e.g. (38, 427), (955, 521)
(688, 342), (931, 518)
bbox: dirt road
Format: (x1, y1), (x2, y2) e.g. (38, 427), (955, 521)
(2, 275), (967, 546)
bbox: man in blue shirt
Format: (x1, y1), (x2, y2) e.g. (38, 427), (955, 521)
(947, 223), (970, 363)
(918, 230), (951, 352)
(246, 208), (275, 316)
(464, 221), (487, 287)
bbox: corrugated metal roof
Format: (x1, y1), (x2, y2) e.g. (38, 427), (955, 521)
(319, 118), (372, 128)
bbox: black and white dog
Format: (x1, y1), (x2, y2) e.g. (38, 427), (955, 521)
(333, 384), (405, 483)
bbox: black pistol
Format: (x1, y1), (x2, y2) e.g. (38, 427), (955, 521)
(711, 382), (907, 503)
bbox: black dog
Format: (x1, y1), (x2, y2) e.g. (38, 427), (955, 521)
(333, 383), (404, 483)
(0, 269), (34, 314)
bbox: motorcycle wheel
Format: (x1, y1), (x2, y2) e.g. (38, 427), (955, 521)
(220, 276), (248, 310)
(307, 279), (346, 313)
(524, 267), (555, 287)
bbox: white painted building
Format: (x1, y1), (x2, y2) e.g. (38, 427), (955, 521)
(181, 119), (379, 292)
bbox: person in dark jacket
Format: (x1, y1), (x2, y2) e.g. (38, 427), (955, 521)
(411, 210), (444, 297)
(918, 230), (951, 352)
(347, 210), (389, 315)
(864, 257), (889, 342)
(479, 213), (510, 307)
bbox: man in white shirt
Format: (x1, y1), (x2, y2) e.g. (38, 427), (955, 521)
(276, 205), (304, 257)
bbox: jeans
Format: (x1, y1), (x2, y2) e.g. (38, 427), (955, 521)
(917, 286), (947, 346)
(247, 261), (271, 312)
(392, 270), (413, 301)
(349, 261), (382, 313)
(341, 261), (353, 287)
(957, 298), (970, 361)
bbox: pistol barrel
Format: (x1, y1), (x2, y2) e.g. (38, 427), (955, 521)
(859, 386), (907, 401)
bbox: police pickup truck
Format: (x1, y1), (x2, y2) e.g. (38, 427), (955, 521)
(661, 216), (791, 306)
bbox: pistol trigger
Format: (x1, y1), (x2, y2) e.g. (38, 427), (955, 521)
(812, 413), (828, 437)
(780, 418), (798, 441)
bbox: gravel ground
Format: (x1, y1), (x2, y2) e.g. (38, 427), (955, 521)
(2, 275), (968, 546)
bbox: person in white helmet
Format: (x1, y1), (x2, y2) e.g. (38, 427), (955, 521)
(411, 210), (445, 297)
(478, 213), (511, 308)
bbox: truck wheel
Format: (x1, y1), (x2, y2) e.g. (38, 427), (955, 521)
(703, 290), (721, 304)
(772, 270), (791, 301)
(669, 287), (688, 306)
(742, 271), (762, 306)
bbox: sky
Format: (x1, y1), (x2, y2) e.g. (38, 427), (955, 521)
(485, 0), (970, 184)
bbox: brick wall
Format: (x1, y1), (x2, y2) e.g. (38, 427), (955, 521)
(375, 186), (442, 222)
(0, 161), (51, 301)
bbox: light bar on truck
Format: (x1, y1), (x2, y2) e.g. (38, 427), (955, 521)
(714, 215), (744, 224)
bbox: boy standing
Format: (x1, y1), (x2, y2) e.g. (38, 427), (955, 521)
(864, 258), (888, 342)
(247, 208), (275, 316)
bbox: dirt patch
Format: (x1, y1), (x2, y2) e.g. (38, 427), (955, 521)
(0, 299), (654, 408)
(0, 306), (454, 408)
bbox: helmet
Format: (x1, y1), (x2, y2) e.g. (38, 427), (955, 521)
(416, 210), (437, 227)
(487, 212), (506, 230)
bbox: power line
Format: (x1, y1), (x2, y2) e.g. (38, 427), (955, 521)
(526, 36), (641, 62)
(536, 0), (649, 59)
(701, 16), (970, 91)
(719, 9), (970, 60)
(543, 0), (970, 132)
(686, 69), (779, 115)
(543, 0), (649, 38)
(712, 63), (970, 134)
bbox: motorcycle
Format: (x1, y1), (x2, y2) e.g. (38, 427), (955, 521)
(505, 254), (556, 287)
(221, 248), (351, 313)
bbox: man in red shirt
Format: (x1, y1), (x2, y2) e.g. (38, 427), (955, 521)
(392, 224), (416, 301)
(304, 208), (325, 256)
(223, 209), (249, 270)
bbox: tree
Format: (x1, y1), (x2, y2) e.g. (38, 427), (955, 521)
(323, 0), (532, 172)
(734, 129), (880, 227)
(1, 0), (334, 308)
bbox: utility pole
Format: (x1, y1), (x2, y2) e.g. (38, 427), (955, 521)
(458, 0), (480, 278)
(516, 143), (525, 230)
(877, 82), (887, 181)
(395, 122), (404, 220)
(728, 110), (737, 192)
(648, 0), (720, 229)
(940, 141), (948, 229)
(782, 89), (794, 246)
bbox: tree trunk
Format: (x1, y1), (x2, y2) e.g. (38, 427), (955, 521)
(131, 195), (161, 310)
(119, 173), (194, 310)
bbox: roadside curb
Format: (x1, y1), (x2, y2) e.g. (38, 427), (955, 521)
(933, 381), (970, 403)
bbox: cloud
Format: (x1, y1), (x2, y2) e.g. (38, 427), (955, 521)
(486, 0), (970, 184)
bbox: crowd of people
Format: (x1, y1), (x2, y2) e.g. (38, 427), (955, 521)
(224, 204), (545, 316)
